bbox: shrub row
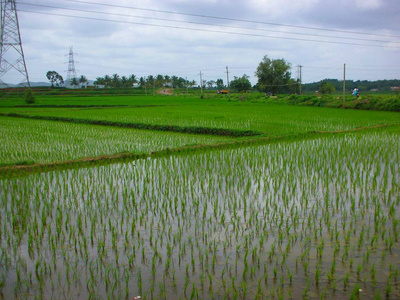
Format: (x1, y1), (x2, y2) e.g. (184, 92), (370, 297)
(284, 94), (400, 112)
(1, 113), (262, 137)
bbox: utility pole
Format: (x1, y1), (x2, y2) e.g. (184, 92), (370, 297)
(199, 71), (203, 98)
(299, 65), (302, 95)
(343, 63), (346, 108)
(152, 76), (155, 96)
(66, 46), (77, 88)
(226, 66), (230, 99)
(0, 0), (31, 88)
(185, 76), (188, 96)
(226, 66), (230, 91)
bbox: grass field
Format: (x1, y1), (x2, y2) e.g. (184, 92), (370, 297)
(0, 93), (399, 299)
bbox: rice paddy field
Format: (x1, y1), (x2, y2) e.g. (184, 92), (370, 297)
(0, 117), (231, 166)
(0, 94), (399, 299)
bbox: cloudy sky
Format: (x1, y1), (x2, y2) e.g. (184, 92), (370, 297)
(5, 0), (400, 85)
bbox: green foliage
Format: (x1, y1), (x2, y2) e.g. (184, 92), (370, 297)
(230, 74), (252, 92)
(94, 73), (192, 89)
(69, 77), (79, 88)
(302, 78), (400, 93)
(24, 89), (35, 104)
(78, 75), (88, 88)
(46, 71), (64, 87)
(282, 93), (400, 111)
(319, 81), (336, 94)
(255, 55), (291, 95)
(216, 78), (224, 89)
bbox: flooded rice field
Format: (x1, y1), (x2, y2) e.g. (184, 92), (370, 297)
(0, 131), (399, 299)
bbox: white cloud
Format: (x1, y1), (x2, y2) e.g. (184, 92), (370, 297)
(354, 0), (382, 9)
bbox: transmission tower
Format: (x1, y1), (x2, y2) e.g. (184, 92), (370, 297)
(66, 46), (77, 88)
(0, 0), (30, 88)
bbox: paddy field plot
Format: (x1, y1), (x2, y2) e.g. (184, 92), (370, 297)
(0, 95), (399, 299)
(0, 128), (399, 299)
(0, 116), (231, 166)
(6, 100), (400, 136)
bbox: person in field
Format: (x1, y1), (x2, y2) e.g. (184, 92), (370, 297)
(352, 88), (360, 98)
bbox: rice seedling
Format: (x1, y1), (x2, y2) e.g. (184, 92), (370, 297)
(0, 126), (398, 298)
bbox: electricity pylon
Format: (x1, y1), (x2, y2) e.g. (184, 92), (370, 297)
(0, 0), (30, 88)
(66, 46), (77, 88)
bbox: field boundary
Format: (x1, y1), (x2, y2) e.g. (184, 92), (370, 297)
(0, 113), (261, 137)
(1, 123), (398, 178)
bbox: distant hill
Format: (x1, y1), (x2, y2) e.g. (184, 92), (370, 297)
(0, 81), (51, 88)
(30, 82), (51, 87)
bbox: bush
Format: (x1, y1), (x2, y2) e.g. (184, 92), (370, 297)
(25, 89), (35, 104)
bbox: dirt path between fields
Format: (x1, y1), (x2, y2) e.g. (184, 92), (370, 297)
(158, 88), (173, 95)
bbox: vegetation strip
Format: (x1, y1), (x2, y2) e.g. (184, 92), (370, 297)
(1, 124), (396, 178)
(0, 104), (165, 108)
(0, 112), (261, 137)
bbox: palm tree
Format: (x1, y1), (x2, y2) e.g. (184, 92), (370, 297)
(121, 76), (128, 88)
(128, 74), (137, 87)
(79, 75), (88, 88)
(104, 75), (111, 88)
(70, 77), (79, 88)
(164, 75), (171, 87)
(155, 74), (164, 88)
(112, 73), (120, 88)
(207, 80), (216, 89)
(94, 77), (105, 87)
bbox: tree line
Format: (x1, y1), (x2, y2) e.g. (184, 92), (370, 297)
(93, 74), (197, 89)
(45, 56), (293, 94)
(303, 79), (400, 93)
(46, 55), (399, 94)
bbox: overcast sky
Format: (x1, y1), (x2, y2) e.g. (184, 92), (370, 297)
(4, 0), (400, 85)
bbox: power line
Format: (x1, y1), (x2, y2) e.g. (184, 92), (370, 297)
(60, 0), (400, 39)
(18, 9), (400, 49)
(17, 2), (399, 45)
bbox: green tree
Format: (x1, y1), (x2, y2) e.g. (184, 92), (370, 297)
(155, 74), (164, 87)
(46, 71), (64, 87)
(139, 77), (146, 88)
(255, 56), (291, 95)
(78, 75), (88, 88)
(128, 74), (137, 87)
(319, 81), (336, 94)
(103, 75), (112, 88)
(70, 77), (79, 88)
(94, 76), (105, 87)
(216, 78), (224, 89)
(112, 74), (120, 88)
(164, 75), (171, 87)
(120, 76), (129, 87)
(230, 74), (252, 92)
(207, 80), (216, 89)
